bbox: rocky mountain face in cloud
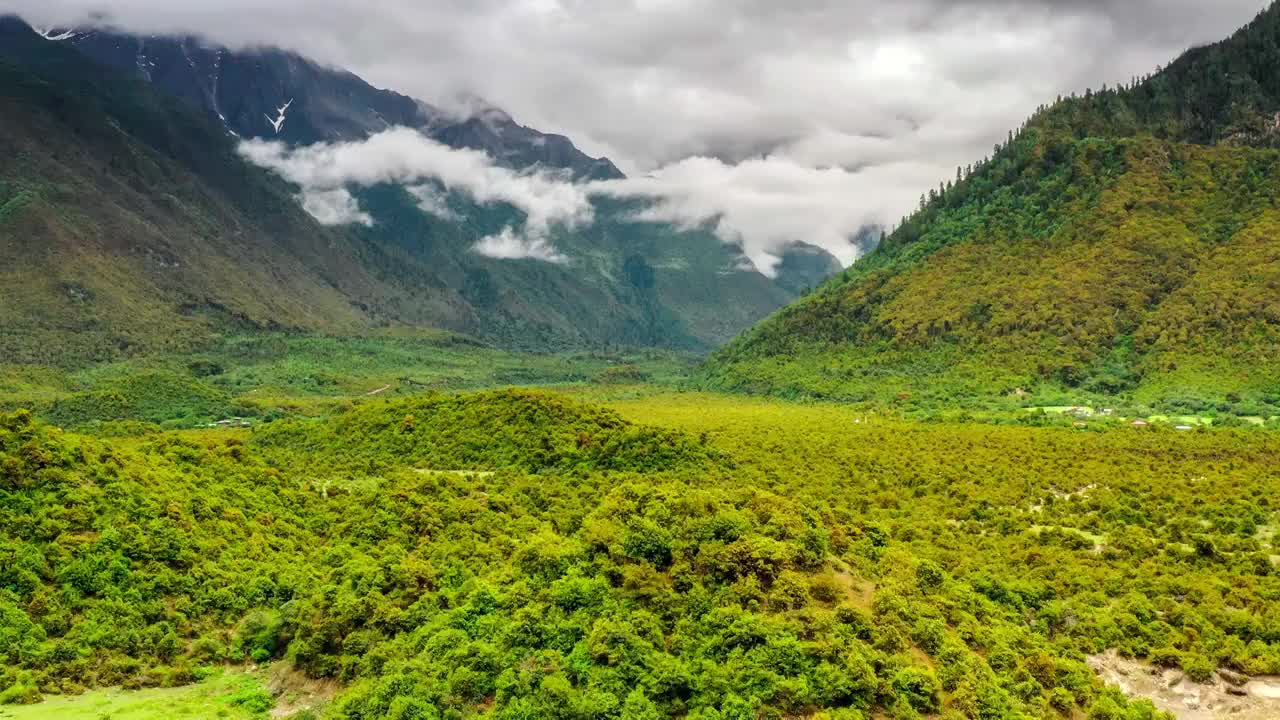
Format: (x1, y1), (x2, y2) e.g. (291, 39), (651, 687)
(45, 27), (625, 180)
(6, 0), (1267, 273)
(0, 16), (840, 362)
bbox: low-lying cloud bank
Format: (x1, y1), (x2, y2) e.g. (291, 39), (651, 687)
(238, 128), (592, 263)
(593, 155), (907, 273)
(239, 127), (889, 273)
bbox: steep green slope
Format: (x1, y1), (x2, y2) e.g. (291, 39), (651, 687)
(704, 5), (1280, 412)
(0, 18), (405, 365)
(345, 187), (808, 351)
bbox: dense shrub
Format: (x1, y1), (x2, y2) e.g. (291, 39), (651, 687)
(4, 391), (1279, 716)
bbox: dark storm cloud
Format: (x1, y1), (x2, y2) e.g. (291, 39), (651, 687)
(5, 0), (1269, 266)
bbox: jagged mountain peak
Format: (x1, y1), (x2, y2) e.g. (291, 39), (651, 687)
(49, 25), (623, 179)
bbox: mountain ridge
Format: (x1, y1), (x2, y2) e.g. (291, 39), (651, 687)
(40, 25), (626, 180)
(703, 3), (1280, 413)
(0, 15), (403, 364)
(0, 16), (842, 364)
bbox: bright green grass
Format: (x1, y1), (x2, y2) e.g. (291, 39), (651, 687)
(179, 333), (697, 397)
(0, 332), (699, 429)
(0, 670), (271, 720)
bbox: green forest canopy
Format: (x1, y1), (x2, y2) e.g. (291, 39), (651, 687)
(703, 4), (1280, 411)
(3, 390), (1278, 718)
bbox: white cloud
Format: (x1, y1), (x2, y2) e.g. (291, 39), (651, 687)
(589, 155), (910, 274)
(43, 0), (1256, 272)
(406, 183), (461, 221)
(473, 226), (567, 263)
(237, 125), (897, 272)
(40, 0), (1249, 271)
(237, 127), (591, 261)
(15, 1), (1264, 174)
(299, 188), (372, 226)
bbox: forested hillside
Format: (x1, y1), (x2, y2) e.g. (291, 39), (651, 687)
(0, 16), (396, 365)
(703, 3), (1280, 412)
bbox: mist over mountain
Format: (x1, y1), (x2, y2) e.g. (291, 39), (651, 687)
(705, 2), (1280, 414)
(44, 26), (625, 180)
(0, 16), (844, 363)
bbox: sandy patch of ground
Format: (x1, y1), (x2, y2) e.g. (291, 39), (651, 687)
(268, 664), (340, 719)
(1089, 651), (1280, 720)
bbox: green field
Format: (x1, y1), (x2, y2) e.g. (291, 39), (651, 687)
(0, 669), (272, 720)
(0, 332), (698, 431)
(7, 332), (1275, 436)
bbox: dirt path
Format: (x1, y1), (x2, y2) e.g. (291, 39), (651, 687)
(1089, 651), (1280, 719)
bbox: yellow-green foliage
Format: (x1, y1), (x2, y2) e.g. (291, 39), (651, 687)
(707, 137), (1280, 412)
(252, 390), (720, 476)
(3, 391), (1277, 718)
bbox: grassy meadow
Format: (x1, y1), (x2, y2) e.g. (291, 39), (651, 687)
(0, 668), (273, 720)
(0, 332), (698, 431)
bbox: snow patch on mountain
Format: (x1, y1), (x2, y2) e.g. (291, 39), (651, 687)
(135, 52), (154, 82)
(266, 98), (293, 134)
(37, 27), (77, 41)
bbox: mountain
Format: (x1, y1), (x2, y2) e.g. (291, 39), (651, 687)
(41, 26), (625, 179)
(703, 4), (1280, 414)
(0, 18), (841, 364)
(0, 15), (400, 365)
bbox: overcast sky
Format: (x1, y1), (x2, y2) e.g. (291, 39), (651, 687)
(7, 0), (1272, 267)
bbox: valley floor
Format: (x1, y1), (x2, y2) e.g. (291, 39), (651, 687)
(3, 339), (1279, 719)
